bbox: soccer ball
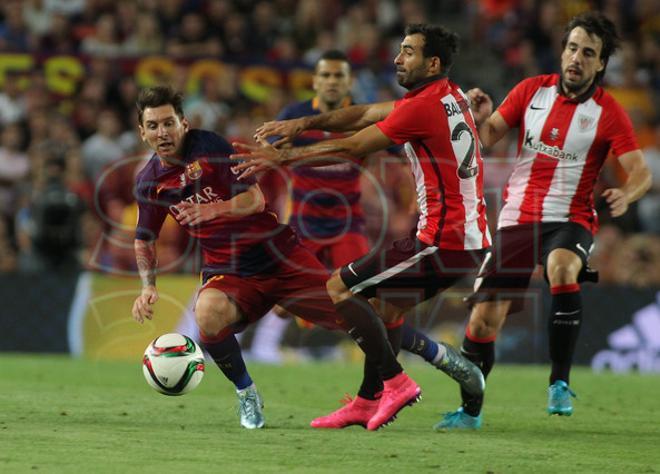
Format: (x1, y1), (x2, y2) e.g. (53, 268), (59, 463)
(142, 333), (205, 396)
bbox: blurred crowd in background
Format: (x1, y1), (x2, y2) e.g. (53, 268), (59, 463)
(0, 0), (658, 287)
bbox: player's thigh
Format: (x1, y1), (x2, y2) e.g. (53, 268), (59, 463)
(198, 275), (273, 333)
(272, 246), (346, 331)
(542, 223), (592, 285)
(468, 226), (538, 315)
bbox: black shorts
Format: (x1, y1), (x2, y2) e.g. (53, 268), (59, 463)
(340, 233), (486, 309)
(469, 222), (597, 312)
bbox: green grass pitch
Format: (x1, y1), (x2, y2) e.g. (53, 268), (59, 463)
(1, 354), (659, 473)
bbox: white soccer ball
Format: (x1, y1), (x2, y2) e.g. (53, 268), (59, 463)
(142, 333), (205, 396)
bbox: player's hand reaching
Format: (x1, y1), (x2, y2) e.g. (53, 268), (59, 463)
(132, 285), (158, 324)
(254, 118), (306, 147)
(230, 136), (286, 180)
(466, 88), (493, 126)
(174, 201), (220, 226)
(602, 188), (629, 217)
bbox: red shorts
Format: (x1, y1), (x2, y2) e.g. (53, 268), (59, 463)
(199, 245), (345, 337)
(301, 232), (369, 269)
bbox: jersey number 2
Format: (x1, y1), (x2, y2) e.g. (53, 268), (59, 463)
(452, 122), (478, 179)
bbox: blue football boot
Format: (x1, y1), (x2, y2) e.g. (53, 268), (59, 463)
(433, 407), (482, 431)
(547, 380), (576, 416)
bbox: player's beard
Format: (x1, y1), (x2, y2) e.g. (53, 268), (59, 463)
(561, 69), (594, 96)
(396, 63), (427, 90)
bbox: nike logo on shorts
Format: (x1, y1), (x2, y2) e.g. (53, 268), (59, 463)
(347, 263), (358, 277)
(576, 243), (588, 257)
(530, 105), (545, 110)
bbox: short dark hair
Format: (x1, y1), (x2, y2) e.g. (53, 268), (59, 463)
(561, 12), (621, 83)
(315, 50), (349, 71)
(136, 85), (185, 124)
(404, 24), (460, 74)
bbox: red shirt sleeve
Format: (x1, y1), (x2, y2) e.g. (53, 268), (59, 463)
(376, 98), (437, 144)
(601, 97), (640, 157)
(497, 77), (540, 128)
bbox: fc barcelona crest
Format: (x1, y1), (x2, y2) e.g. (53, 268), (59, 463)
(578, 114), (595, 132)
(185, 161), (203, 180)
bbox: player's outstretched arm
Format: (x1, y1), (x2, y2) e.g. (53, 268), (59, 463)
(232, 126), (394, 180)
(173, 184), (266, 225)
(603, 150), (652, 217)
(133, 238), (159, 324)
(255, 101), (395, 146)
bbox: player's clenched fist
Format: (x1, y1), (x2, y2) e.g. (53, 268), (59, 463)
(132, 285), (159, 324)
(466, 88), (493, 125)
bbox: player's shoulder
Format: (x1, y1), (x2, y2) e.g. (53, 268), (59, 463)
(278, 99), (314, 120)
(515, 74), (557, 93)
(185, 129), (234, 158)
(135, 154), (158, 183)
(134, 155), (160, 195)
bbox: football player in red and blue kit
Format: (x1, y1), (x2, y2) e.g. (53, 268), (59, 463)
(130, 85), (424, 431)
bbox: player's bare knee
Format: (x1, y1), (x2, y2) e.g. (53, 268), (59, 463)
(195, 290), (237, 336)
(546, 249), (581, 286)
(326, 271), (352, 304)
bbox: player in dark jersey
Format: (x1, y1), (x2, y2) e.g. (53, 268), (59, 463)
(255, 50), (479, 379)
(233, 24), (490, 430)
(436, 12), (652, 429)
(130, 85), (422, 431)
(248, 49), (369, 363)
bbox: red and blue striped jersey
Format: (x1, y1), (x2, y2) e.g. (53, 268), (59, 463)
(276, 98), (364, 239)
(135, 129), (296, 276)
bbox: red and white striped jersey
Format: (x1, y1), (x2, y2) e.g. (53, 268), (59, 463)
(497, 74), (639, 233)
(376, 77), (491, 250)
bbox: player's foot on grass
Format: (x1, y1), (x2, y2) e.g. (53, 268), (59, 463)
(310, 395), (379, 429)
(547, 380), (576, 416)
(434, 342), (485, 396)
(238, 385), (265, 429)
(366, 372), (421, 431)
(433, 407), (482, 431)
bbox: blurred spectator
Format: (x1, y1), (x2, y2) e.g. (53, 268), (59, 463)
(637, 122), (660, 234)
(166, 12), (222, 58)
(23, 0), (53, 39)
(122, 12), (164, 56)
(81, 108), (135, 181)
(183, 74), (231, 131)
(611, 234), (660, 287)
(15, 154), (85, 272)
(0, 71), (27, 126)
(0, 0), (31, 51)
(38, 12), (77, 54)
(80, 13), (122, 57)
(0, 123), (28, 245)
(43, 0), (85, 17)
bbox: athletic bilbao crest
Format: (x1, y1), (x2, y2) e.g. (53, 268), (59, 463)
(578, 114), (595, 132)
(185, 161), (203, 180)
